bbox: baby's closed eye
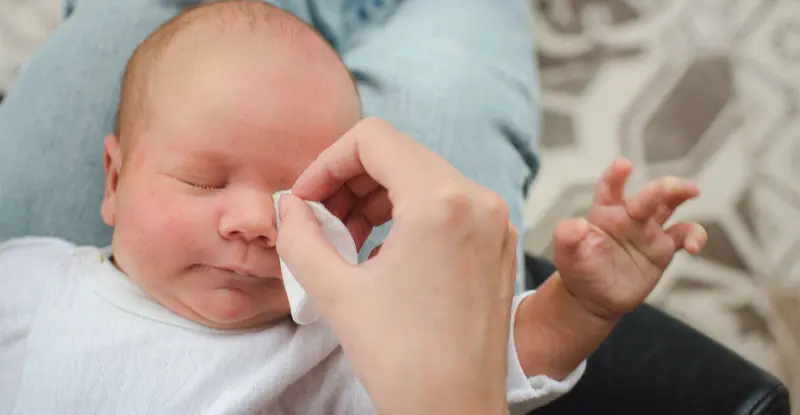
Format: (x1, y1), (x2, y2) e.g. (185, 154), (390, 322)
(177, 177), (227, 191)
(165, 172), (228, 192)
(161, 153), (231, 192)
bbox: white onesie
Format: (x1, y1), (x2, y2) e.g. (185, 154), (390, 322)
(0, 237), (584, 415)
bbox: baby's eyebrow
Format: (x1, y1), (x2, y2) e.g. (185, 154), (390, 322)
(163, 150), (230, 172)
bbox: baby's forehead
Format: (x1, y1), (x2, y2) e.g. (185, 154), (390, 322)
(150, 3), (316, 70)
(128, 2), (350, 107)
(119, 1), (360, 150)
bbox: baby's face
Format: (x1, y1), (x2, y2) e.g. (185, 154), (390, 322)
(102, 36), (360, 330)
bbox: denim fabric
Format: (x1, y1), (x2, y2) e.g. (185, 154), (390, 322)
(0, 0), (540, 290)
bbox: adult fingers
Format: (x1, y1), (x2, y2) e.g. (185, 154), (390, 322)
(276, 194), (355, 304)
(292, 118), (439, 203)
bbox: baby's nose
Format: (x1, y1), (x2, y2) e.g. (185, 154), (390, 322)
(219, 192), (279, 247)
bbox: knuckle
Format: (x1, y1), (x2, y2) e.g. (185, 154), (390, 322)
(430, 185), (474, 225)
(482, 191), (510, 224)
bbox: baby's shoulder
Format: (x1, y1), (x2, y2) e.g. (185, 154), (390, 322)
(0, 237), (78, 282)
(0, 237), (80, 325)
(0, 236), (77, 262)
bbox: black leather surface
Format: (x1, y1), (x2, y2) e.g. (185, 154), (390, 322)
(523, 255), (792, 415)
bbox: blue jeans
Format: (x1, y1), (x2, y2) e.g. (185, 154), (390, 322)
(0, 0), (540, 291)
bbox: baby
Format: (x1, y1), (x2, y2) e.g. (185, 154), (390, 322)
(0, 1), (706, 414)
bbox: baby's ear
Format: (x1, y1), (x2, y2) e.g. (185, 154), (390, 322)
(100, 134), (123, 227)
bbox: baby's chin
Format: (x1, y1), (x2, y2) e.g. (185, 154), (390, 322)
(176, 284), (292, 330)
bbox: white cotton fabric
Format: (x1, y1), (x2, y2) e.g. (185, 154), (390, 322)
(0, 237), (584, 414)
(272, 190), (358, 326)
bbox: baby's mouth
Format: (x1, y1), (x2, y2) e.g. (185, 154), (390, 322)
(221, 266), (260, 278)
(195, 264), (267, 280)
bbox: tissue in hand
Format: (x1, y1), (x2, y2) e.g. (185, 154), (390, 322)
(273, 191), (359, 325)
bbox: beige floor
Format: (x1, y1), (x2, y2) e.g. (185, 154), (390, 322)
(1, 0), (798, 409)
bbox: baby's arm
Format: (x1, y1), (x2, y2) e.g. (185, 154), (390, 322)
(504, 291), (588, 414)
(509, 159), (706, 399)
(512, 277), (611, 383)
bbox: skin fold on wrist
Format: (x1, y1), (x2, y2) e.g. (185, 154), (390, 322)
(514, 273), (618, 380)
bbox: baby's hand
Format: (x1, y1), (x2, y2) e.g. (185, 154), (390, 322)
(553, 158), (707, 321)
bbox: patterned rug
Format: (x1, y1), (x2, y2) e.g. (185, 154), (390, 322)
(526, 0), (800, 407)
(1, 0), (797, 408)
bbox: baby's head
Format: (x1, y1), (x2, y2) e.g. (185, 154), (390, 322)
(100, 0), (361, 330)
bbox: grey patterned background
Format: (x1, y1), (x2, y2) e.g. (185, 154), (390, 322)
(1, 0), (798, 409)
(526, 0), (800, 408)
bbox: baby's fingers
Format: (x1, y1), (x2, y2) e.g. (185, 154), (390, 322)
(552, 218), (591, 267)
(593, 158), (633, 206)
(627, 177), (699, 222)
(665, 221), (707, 254)
(652, 182), (701, 225)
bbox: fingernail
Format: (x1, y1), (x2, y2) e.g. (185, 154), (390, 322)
(695, 223), (708, 240)
(663, 176), (680, 191)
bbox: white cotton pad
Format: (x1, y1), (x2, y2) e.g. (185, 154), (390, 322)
(273, 190), (359, 325)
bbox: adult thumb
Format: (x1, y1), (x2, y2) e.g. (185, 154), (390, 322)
(276, 193), (352, 300)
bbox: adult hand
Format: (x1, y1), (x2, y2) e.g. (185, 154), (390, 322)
(276, 118), (516, 415)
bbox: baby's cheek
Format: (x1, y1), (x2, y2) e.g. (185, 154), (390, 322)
(120, 190), (202, 253)
(151, 194), (207, 241)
